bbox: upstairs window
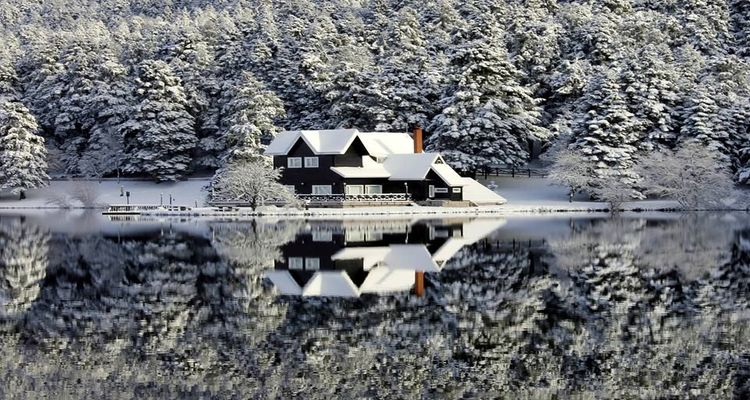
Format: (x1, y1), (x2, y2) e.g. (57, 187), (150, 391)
(304, 157), (319, 168)
(287, 157), (302, 168)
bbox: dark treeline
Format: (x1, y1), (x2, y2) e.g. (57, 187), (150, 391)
(0, 0), (749, 183)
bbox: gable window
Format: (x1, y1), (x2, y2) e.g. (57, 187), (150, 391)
(312, 230), (333, 242)
(287, 157), (302, 168)
(312, 185), (332, 195)
(304, 157), (319, 168)
(305, 258), (320, 270)
(288, 257), (304, 270)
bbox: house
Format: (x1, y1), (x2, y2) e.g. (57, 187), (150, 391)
(264, 128), (506, 206)
(263, 218), (506, 297)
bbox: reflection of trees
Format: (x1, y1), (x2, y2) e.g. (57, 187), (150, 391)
(0, 217), (748, 398)
(0, 218), (49, 322)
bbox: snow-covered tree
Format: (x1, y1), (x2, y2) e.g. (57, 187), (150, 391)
(427, 17), (549, 172)
(572, 70), (641, 190)
(368, 7), (442, 131)
(547, 147), (595, 198)
(121, 60), (197, 182)
(77, 60), (131, 178)
(637, 143), (738, 209)
(210, 159), (297, 210)
(220, 72), (285, 164)
(0, 100), (48, 198)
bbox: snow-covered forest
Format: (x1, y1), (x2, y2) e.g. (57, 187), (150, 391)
(1, 0), (750, 183)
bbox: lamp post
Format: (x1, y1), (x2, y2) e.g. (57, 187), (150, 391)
(160, 193), (163, 206)
(169, 194), (173, 206)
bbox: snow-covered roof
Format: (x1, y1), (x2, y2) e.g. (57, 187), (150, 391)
(382, 153), (440, 180)
(265, 268), (416, 297)
(358, 132), (414, 157)
(264, 129), (413, 156)
(461, 178), (507, 205)
(432, 163), (469, 186)
(264, 270), (360, 297)
(331, 244), (439, 272)
(432, 219), (507, 263)
(331, 156), (390, 178)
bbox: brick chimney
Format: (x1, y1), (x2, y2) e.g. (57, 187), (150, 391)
(413, 125), (423, 153)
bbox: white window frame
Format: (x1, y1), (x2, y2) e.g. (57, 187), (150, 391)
(345, 185), (364, 195)
(434, 187), (449, 194)
(365, 185), (383, 194)
(284, 185), (296, 193)
(312, 230), (333, 242)
(304, 157), (319, 168)
(312, 185), (333, 195)
(287, 157), (302, 168)
(428, 185), (435, 198)
(288, 257), (304, 270)
(452, 187), (462, 193)
(305, 258), (320, 270)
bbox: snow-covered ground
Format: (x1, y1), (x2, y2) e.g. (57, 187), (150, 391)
(0, 176), (715, 214)
(0, 178), (211, 208)
(481, 176), (681, 212)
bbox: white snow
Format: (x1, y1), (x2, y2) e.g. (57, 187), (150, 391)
(357, 132), (414, 156)
(383, 153), (438, 180)
(264, 129), (413, 156)
(330, 156), (390, 178)
(461, 178), (507, 205)
(0, 178), (211, 208)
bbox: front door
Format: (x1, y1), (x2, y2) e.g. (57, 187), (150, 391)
(428, 185), (435, 198)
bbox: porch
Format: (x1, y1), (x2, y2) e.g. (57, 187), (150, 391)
(297, 193), (413, 208)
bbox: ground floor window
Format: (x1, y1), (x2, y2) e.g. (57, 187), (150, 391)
(311, 185), (333, 195)
(434, 187), (449, 194)
(452, 187), (462, 193)
(284, 185), (295, 193)
(345, 185), (364, 195)
(365, 185), (383, 194)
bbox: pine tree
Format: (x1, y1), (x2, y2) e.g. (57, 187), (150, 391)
(731, 0), (750, 58)
(369, 7), (442, 131)
(121, 60), (197, 182)
(78, 60), (131, 178)
(0, 101), (48, 198)
(572, 71), (641, 189)
(220, 72), (285, 164)
(427, 17), (548, 171)
(324, 44), (379, 130)
(620, 45), (681, 150)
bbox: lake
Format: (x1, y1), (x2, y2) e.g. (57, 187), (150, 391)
(0, 212), (748, 398)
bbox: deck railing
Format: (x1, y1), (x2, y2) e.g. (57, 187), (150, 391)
(297, 193), (410, 203)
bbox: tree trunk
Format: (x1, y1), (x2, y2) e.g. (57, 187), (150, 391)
(19, 190), (25, 200)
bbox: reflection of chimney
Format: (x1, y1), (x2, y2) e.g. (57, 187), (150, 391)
(413, 126), (423, 153)
(414, 271), (425, 297)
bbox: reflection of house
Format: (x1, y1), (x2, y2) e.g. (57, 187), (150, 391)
(264, 128), (506, 205)
(264, 219), (505, 297)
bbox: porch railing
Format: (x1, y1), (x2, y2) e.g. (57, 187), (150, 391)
(297, 193), (409, 203)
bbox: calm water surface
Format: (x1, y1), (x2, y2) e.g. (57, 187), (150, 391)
(0, 213), (748, 399)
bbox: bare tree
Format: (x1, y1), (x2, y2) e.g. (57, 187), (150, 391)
(69, 182), (106, 208)
(211, 159), (298, 210)
(547, 148), (594, 200)
(592, 179), (637, 213)
(636, 142), (738, 210)
(44, 191), (72, 209)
